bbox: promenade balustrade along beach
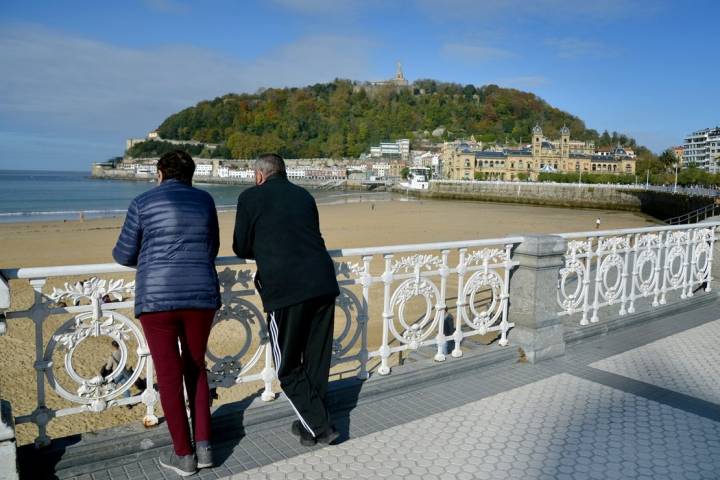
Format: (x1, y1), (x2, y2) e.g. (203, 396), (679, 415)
(0, 220), (718, 479)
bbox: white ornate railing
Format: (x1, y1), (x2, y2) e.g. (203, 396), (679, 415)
(557, 222), (719, 325)
(0, 237), (521, 447)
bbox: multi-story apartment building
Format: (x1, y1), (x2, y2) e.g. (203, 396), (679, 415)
(443, 125), (635, 181)
(683, 127), (720, 172)
(369, 139), (411, 161)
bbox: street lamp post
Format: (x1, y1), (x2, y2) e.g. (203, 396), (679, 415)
(673, 162), (679, 193)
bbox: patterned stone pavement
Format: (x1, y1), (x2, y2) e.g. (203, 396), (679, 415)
(591, 319), (720, 405)
(225, 372), (720, 480)
(30, 299), (720, 480)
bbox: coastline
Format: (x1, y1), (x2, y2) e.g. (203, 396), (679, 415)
(0, 196), (657, 269)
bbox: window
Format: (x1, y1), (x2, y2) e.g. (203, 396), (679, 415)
(575, 162), (580, 171)
(592, 164), (597, 171)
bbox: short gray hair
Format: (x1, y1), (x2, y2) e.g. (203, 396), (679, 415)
(254, 153), (286, 178)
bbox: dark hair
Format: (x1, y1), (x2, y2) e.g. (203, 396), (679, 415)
(157, 150), (195, 185)
(254, 153), (286, 179)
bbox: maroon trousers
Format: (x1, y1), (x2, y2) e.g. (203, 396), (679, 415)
(140, 309), (215, 456)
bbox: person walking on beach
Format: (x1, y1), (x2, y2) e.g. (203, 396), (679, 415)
(113, 150), (220, 477)
(233, 153), (340, 447)
(595, 217), (601, 230)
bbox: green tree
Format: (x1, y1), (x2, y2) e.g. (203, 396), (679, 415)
(152, 79), (651, 160)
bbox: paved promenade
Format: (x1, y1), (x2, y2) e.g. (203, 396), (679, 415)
(22, 298), (720, 480)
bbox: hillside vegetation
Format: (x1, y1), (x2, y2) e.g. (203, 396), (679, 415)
(133, 79), (647, 160)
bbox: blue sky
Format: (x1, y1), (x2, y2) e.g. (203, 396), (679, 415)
(1, 0), (718, 171)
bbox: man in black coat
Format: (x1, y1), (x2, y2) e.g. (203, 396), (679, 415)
(233, 153), (340, 446)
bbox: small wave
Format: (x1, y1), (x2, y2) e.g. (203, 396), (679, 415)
(0, 208), (128, 217)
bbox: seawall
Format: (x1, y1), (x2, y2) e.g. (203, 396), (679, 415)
(406, 181), (715, 221)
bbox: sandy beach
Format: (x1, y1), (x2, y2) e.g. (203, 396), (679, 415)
(0, 198), (656, 445)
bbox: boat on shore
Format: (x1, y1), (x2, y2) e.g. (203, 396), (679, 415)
(399, 167), (431, 190)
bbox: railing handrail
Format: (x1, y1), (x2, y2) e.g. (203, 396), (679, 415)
(5, 222), (719, 280)
(0, 236), (525, 280)
(559, 220), (720, 240)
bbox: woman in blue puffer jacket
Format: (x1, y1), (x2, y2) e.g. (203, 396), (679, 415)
(112, 150), (220, 476)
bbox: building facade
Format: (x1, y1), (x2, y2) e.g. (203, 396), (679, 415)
(443, 125), (635, 181)
(683, 127), (720, 172)
(369, 139), (411, 161)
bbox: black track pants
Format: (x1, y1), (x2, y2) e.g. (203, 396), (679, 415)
(267, 295), (335, 436)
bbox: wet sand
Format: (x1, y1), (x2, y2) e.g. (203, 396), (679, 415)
(0, 198), (656, 444)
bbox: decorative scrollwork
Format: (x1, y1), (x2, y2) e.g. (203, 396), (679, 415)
(567, 240), (592, 256)
(207, 357), (244, 389)
(392, 254), (442, 274)
(691, 228), (713, 283)
(217, 267), (254, 289)
(599, 253), (626, 303)
(597, 236), (630, 254)
(388, 277), (440, 348)
(461, 269), (504, 332)
(78, 376), (117, 399)
(634, 248), (659, 295)
(50, 277), (134, 305)
(209, 270), (267, 386)
(558, 259), (586, 311)
(44, 309), (148, 408)
(464, 248), (507, 267)
(54, 315), (132, 351)
(335, 261), (366, 279)
(664, 245), (687, 288)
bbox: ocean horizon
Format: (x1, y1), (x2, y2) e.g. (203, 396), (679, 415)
(0, 169), (397, 223)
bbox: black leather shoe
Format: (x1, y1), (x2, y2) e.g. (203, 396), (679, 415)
(316, 426), (340, 445)
(291, 420), (317, 446)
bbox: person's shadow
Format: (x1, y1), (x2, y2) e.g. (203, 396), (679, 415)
(207, 389), (262, 465)
(325, 376), (366, 444)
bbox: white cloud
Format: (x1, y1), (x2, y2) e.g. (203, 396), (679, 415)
(442, 42), (516, 61)
(545, 37), (614, 59)
(0, 23), (375, 139)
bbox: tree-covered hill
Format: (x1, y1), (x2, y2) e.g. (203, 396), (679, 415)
(147, 79), (645, 159)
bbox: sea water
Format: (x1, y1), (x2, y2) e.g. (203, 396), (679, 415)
(0, 170), (399, 223)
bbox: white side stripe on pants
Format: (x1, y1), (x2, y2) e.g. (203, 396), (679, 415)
(269, 312), (316, 437)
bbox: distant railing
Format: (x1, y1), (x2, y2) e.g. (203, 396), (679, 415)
(434, 179), (720, 198)
(0, 237), (521, 447)
(665, 202), (719, 225)
(557, 222), (718, 325)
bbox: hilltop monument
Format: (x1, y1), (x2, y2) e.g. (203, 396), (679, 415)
(355, 62), (411, 95)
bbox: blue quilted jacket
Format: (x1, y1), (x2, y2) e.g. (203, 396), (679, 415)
(112, 179), (221, 317)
